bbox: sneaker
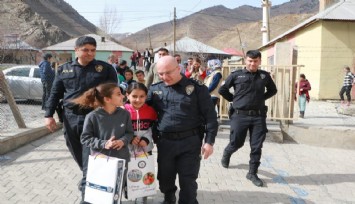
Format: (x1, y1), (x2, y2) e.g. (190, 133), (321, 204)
(346, 101), (350, 106)
(246, 172), (264, 187)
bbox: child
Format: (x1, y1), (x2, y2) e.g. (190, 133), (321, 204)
(124, 83), (157, 204)
(135, 70), (146, 84)
(72, 82), (134, 201)
(124, 69), (137, 86)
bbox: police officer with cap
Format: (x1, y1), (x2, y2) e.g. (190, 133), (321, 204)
(219, 50), (277, 187)
(44, 35), (118, 201)
(147, 56), (218, 204)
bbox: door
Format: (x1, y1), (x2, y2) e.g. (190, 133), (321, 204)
(29, 67), (43, 100)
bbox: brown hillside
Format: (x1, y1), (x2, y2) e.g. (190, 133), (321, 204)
(120, 0), (319, 51)
(0, 0), (102, 48)
(208, 13), (315, 50)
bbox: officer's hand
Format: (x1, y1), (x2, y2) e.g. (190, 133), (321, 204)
(201, 143), (213, 159)
(45, 117), (57, 132)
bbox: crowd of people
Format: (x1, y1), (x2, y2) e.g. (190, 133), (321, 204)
(40, 35), (354, 204)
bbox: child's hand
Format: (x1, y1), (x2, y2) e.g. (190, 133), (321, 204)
(104, 136), (116, 149)
(138, 140), (148, 147)
(131, 136), (141, 146)
(112, 140), (124, 150)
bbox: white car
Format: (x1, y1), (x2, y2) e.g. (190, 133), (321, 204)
(1, 65), (43, 102)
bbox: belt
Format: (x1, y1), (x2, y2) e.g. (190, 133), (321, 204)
(160, 127), (201, 140)
(235, 109), (265, 116)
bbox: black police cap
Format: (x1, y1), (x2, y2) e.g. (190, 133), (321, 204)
(75, 36), (97, 47)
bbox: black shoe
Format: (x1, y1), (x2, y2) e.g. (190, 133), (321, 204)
(221, 151), (231, 168)
(246, 173), (263, 187)
(162, 193), (176, 204)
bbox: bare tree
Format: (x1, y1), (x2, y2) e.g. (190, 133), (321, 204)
(99, 5), (121, 35)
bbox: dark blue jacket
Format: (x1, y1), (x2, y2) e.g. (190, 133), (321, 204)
(38, 60), (55, 82)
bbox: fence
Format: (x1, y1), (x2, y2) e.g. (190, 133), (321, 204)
(0, 66), (55, 137)
(219, 64), (304, 122)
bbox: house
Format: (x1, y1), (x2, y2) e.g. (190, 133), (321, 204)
(155, 37), (229, 62)
(42, 34), (133, 65)
(259, 0), (355, 100)
(0, 34), (39, 64)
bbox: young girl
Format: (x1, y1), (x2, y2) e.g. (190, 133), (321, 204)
(124, 83), (157, 204)
(72, 83), (134, 201)
(185, 57), (207, 83)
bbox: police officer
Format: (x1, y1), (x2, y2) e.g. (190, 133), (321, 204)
(44, 36), (118, 201)
(147, 56), (218, 204)
(219, 50), (277, 187)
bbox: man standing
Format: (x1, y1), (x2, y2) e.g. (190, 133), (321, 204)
(38, 53), (55, 110)
(219, 50), (277, 187)
(339, 66), (355, 106)
(44, 36), (118, 201)
(145, 48), (169, 89)
(147, 56), (218, 204)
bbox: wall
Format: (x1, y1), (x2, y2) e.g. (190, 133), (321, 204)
(293, 22), (323, 99)
(319, 21), (355, 99)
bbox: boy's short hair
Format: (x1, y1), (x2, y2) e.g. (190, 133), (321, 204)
(125, 69), (133, 75)
(75, 36), (97, 47)
(135, 70), (145, 76)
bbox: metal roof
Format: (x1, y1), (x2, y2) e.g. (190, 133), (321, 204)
(156, 37), (228, 55)
(259, 0), (355, 49)
(42, 34), (133, 52)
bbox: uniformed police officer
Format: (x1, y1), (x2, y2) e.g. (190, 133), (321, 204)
(219, 50), (277, 187)
(44, 36), (118, 201)
(147, 56), (218, 204)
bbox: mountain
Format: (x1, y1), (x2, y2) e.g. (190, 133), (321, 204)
(0, 0), (103, 48)
(119, 0), (320, 50)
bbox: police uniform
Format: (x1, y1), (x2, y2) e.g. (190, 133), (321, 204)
(147, 75), (218, 204)
(44, 59), (118, 190)
(218, 68), (277, 176)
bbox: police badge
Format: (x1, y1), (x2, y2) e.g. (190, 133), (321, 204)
(186, 85), (194, 95)
(260, 73), (266, 79)
(95, 65), (103, 72)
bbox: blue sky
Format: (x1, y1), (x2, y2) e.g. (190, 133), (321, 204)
(64, 0), (289, 33)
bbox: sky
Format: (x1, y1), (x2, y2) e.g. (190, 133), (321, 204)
(64, 0), (289, 34)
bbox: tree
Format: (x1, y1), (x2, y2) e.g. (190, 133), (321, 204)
(99, 5), (121, 35)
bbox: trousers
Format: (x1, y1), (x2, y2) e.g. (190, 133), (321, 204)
(62, 108), (90, 200)
(157, 135), (202, 204)
(224, 113), (268, 172)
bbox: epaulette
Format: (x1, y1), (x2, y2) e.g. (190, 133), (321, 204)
(188, 78), (204, 86)
(151, 81), (164, 86)
(96, 60), (112, 67)
(231, 68), (243, 73)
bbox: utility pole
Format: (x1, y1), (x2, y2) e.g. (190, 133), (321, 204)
(147, 28), (152, 49)
(236, 26), (245, 65)
(173, 7), (176, 55)
(261, 0), (271, 46)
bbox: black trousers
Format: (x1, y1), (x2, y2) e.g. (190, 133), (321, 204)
(224, 113), (268, 173)
(339, 85), (352, 102)
(157, 135), (202, 204)
(41, 81), (52, 110)
(62, 108), (90, 199)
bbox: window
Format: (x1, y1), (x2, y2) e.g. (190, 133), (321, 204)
(33, 68), (41, 78)
(6, 68), (30, 77)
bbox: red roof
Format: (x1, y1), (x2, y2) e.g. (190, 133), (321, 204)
(223, 48), (244, 56)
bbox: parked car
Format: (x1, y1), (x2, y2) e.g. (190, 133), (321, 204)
(1, 65), (43, 102)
